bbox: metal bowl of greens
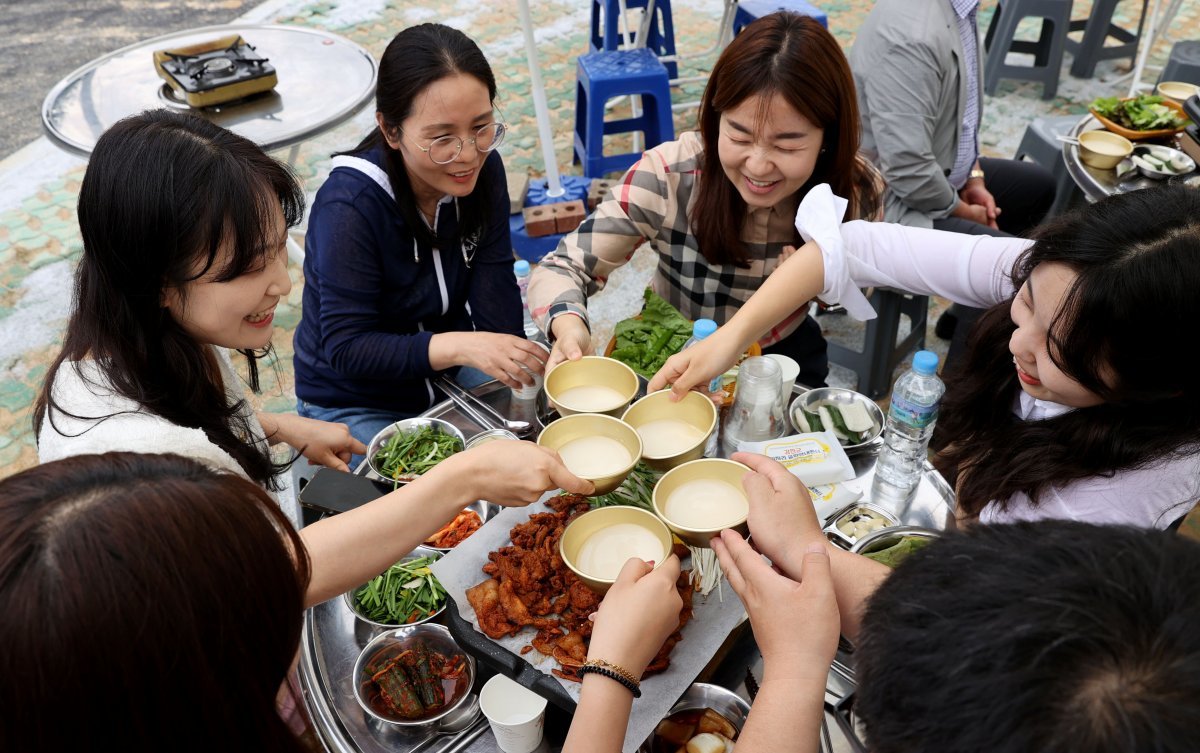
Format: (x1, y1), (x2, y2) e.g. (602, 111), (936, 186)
(789, 387), (884, 453)
(344, 546), (448, 629)
(367, 417), (465, 484)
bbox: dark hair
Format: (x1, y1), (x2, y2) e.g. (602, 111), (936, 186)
(34, 109), (304, 489)
(933, 185), (1200, 519)
(0, 452), (311, 752)
(346, 23), (497, 250)
(855, 522), (1200, 753)
(692, 12), (879, 266)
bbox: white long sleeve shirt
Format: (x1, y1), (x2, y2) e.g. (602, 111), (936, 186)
(795, 187), (1199, 529)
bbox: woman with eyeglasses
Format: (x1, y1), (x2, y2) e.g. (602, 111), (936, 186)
(294, 23), (546, 449)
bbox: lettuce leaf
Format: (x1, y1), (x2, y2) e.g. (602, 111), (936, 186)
(610, 289), (693, 378)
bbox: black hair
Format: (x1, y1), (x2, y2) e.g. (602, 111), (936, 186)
(34, 109), (305, 489)
(344, 23), (497, 250)
(0, 452), (311, 752)
(855, 521), (1200, 753)
(933, 185), (1200, 519)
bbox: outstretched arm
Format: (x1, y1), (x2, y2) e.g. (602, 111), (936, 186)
(300, 441), (593, 606)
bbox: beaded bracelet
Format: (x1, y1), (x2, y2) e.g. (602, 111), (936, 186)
(579, 661), (642, 698)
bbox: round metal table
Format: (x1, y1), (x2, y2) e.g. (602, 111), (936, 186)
(41, 23), (377, 157)
(1063, 114), (1195, 201)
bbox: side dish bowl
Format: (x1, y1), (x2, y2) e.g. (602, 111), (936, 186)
(352, 623), (475, 726)
(790, 387), (884, 453)
(367, 417), (465, 483)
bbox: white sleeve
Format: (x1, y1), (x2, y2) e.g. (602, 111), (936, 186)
(794, 185), (1031, 318)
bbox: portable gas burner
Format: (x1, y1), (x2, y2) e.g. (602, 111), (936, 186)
(153, 34), (278, 108)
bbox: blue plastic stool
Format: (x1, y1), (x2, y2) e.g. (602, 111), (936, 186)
(733, 0), (828, 35)
(590, 0), (678, 79)
(574, 48), (675, 179)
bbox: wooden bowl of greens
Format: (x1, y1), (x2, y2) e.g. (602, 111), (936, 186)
(345, 547), (448, 629)
(1088, 95), (1190, 141)
(367, 418), (465, 484)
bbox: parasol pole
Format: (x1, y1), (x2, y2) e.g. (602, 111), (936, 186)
(517, 0), (564, 198)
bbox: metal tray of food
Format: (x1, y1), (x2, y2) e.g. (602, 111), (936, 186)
(299, 379), (956, 753)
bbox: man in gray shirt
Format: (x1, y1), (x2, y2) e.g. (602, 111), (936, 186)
(850, 0), (1056, 349)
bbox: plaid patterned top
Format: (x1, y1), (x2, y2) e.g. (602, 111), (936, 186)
(528, 132), (810, 347)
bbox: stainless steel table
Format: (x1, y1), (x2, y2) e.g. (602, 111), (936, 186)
(299, 382), (956, 753)
(41, 23), (377, 158)
(1062, 114), (1196, 201)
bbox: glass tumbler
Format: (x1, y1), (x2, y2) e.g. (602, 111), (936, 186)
(720, 356), (787, 457)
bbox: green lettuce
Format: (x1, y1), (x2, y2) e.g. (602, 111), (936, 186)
(1090, 94), (1190, 131)
(609, 289), (694, 378)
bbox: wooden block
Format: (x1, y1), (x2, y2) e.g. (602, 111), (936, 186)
(587, 178), (616, 210)
(506, 173), (530, 215)
(553, 200), (586, 234)
(522, 205), (557, 237)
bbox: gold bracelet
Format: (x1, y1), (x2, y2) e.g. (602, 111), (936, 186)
(583, 659), (640, 688)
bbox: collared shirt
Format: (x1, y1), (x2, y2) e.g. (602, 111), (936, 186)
(527, 132), (808, 347)
(947, 0), (981, 189)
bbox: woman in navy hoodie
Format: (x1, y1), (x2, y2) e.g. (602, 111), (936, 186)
(295, 24), (546, 447)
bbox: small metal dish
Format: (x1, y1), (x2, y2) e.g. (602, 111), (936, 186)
(1129, 144), (1196, 180)
(639, 682), (751, 753)
(421, 500), (497, 553)
(849, 525), (941, 568)
(789, 387), (885, 453)
(823, 500), (900, 549)
(344, 546), (447, 629)
(352, 623), (476, 726)
(366, 417), (466, 483)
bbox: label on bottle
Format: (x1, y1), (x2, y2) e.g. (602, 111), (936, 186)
(889, 394), (939, 429)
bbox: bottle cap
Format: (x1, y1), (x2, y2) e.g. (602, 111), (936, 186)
(912, 350), (939, 375)
(513, 260), (531, 276)
(692, 318), (718, 340)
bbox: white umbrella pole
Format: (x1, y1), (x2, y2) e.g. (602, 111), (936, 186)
(1127, 0), (1165, 97)
(518, 0), (564, 198)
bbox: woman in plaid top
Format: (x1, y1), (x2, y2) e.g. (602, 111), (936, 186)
(528, 13), (880, 387)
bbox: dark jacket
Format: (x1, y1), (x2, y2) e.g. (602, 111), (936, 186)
(294, 144), (521, 414)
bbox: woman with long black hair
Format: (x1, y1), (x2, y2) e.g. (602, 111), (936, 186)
(653, 184), (1200, 528)
(294, 23), (547, 449)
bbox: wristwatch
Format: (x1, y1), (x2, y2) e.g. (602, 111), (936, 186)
(968, 167), (986, 181)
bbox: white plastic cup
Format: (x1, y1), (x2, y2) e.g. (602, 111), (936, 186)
(511, 340), (551, 401)
(479, 674), (548, 753)
(764, 353), (801, 398)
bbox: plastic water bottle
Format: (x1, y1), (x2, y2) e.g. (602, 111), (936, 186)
(513, 260), (539, 339)
(682, 319), (722, 456)
(871, 350), (945, 506)
(681, 319), (723, 394)
(681, 318), (717, 351)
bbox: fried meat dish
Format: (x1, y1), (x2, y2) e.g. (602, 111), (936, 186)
(466, 493), (694, 681)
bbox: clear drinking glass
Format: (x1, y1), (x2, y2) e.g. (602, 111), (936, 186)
(720, 356), (787, 457)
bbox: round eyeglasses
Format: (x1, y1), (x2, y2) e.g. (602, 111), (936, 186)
(403, 122), (507, 165)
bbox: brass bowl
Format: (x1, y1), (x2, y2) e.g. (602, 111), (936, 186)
(537, 414), (642, 495)
(1156, 80), (1199, 104)
(652, 458), (751, 548)
(620, 389), (718, 471)
(544, 356), (639, 417)
(1077, 130), (1133, 170)
(559, 506), (673, 593)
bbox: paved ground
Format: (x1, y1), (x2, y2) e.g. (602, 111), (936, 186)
(0, 1), (257, 160)
(1, 0), (1194, 477)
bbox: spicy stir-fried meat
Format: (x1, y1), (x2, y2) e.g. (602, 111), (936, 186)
(467, 492), (694, 680)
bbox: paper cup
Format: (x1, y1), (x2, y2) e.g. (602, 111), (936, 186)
(764, 353), (801, 397)
(480, 674), (548, 753)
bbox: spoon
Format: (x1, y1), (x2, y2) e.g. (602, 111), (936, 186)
(436, 376), (534, 437)
(407, 694), (482, 753)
